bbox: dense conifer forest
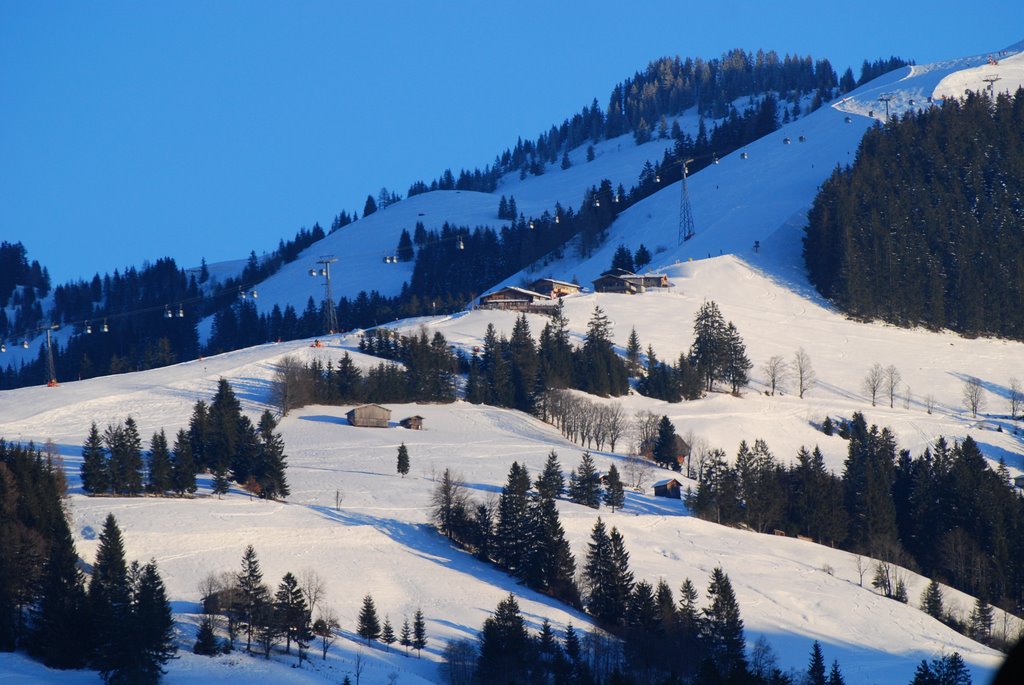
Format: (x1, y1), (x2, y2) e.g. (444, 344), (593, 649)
(804, 88), (1024, 339)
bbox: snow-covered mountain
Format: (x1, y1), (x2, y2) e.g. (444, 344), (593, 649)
(2, 44), (1023, 684)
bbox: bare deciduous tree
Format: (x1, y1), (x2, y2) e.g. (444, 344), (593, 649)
(631, 410), (660, 453)
(313, 606), (340, 660)
(623, 454), (653, 491)
(300, 569), (327, 617)
(793, 348), (815, 399)
(604, 403), (627, 452)
(272, 355), (314, 415)
(885, 365), (901, 408)
(762, 355), (788, 396)
(962, 376), (986, 418)
(1009, 377), (1022, 419)
(863, 363), (885, 407)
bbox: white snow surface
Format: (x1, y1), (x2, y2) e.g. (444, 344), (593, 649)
(2, 45), (1023, 684)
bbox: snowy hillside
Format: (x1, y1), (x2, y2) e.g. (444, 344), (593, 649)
(3, 44), (1023, 684)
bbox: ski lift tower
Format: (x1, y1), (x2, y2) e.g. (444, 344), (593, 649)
(310, 256), (339, 334)
(678, 158), (696, 245)
(982, 75), (1001, 99)
(877, 94), (893, 121)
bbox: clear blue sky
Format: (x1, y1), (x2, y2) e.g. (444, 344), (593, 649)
(2, 1), (1022, 284)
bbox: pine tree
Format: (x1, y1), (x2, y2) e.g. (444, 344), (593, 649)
(127, 560), (176, 683)
(237, 545), (269, 653)
(968, 597), (993, 644)
(121, 417), (145, 496)
(212, 467), (230, 497)
(604, 464), (625, 512)
(476, 594), (531, 684)
(920, 579), (945, 620)
(723, 322), (752, 394)
(28, 516), (89, 669)
(568, 451), (602, 508)
(653, 416), (680, 470)
(89, 513), (133, 682)
(146, 430), (173, 494)
(412, 608), (427, 656)
(381, 615), (396, 651)
(193, 615), (218, 655)
(702, 566), (747, 679)
(690, 300), (727, 392)
(396, 442), (410, 477)
(356, 594), (381, 644)
(535, 450), (564, 500)
(170, 429), (197, 496)
(255, 410), (289, 499)
(494, 462), (532, 576)
(827, 659), (847, 685)
(399, 616), (412, 655)
(807, 640), (826, 685)
(396, 228), (414, 262)
(634, 244), (652, 270)
(625, 327), (642, 376)
(583, 518), (618, 625)
(274, 572), (310, 656)
(81, 421), (109, 494)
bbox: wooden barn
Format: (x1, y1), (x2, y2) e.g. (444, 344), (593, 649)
(634, 273), (670, 288)
(400, 415), (424, 430)
(346, 404), (391, 428)
(652, 478), (683, 499)
(478, 286), (550, 311)
(528, 277), (581, 298)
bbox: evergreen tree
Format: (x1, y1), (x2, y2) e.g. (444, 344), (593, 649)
(212, 467), (230, 498)
(127, 560), (176, 683)
(634, 244), (652, 270)
(604, 464), (625, 512)
(690, 300), (728, 392)
(399, 616), (412, 655)
(476, 594), (532, 685)
(561, 150), (572, 170)
(968, 597), (993, 644)
(356, 594), (381, 644)
(396, 442), (410, 477)
(535, 450), (564, 500)
(611, 244), (635, 272)
(412, 608), (427, 656)
(827, 660), (847, 685)
(81, 421), (109, 494)
(568, 451), (602, 508)
(193, 615), (218, 656)
(524, 493), (578, 605)
(28, 516), (89, 669)
(274, 572), (310, 656)
(921, 579), (944, 620)
(381, 615), (396, 651)
(494, 462), (532, 576)
(363, 194), (377, 217)
(583, 518), (619, 625)
(653, 416), (680, 470)
(723, 322), (752, 394)
(702, 566), (747, 680)
(806, 641), (826, 685)
(237, 545), (269, 653)
(396, 228), (414, 262)
(146, 430), (173, 494)
(170, 429), (197, 496)
(625, 327), (643, 376)
(255, 410), (288, 499)
(89, 514), (133, 682)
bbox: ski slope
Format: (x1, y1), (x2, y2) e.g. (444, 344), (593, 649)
(2, 44), (1023, 684)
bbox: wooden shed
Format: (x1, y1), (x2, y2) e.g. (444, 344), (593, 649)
(529, 277), (581, 298)
(400, 415), (424, 430)
(346, 404), (391, 428)
(652, 478), (683, 499)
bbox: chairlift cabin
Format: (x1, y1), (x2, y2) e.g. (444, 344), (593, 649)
(783, 137), (791, 144)
(844, 116), (853, 123)
(740, 152), (749, 159)
(798, 135), (806, 143)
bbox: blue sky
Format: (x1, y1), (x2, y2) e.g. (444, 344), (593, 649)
(2, 1), (1022, 284)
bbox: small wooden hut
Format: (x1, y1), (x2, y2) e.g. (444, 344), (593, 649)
(652, 478), (683, 499)
(400, 415), (424, 430)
